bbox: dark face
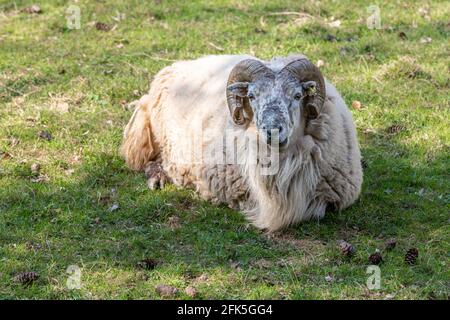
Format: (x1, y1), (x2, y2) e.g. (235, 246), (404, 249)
(228, 74), (317, 150)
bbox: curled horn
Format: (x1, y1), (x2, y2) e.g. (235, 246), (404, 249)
(226, 59), (273, 125)
(282, 58), (326, 119)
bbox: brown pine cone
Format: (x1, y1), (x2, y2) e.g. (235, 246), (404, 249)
(385, 238), (397, 251)
(13, 271), (39, 285)
(338, 240), (356, 257)
(136, 258), (158, 270)
(368, 252), (383, 265)
(405, 248), (419, 265)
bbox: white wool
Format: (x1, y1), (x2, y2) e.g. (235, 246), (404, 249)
(121, 55), (363, 232)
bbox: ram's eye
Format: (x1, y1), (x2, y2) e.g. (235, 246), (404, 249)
(294, 93), (302, 100)
(247, 92), (255, 100)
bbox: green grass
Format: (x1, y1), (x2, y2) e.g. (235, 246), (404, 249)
(0, 0), (449, 300)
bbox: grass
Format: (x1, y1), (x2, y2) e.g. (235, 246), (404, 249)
(0, 0), (449, 300)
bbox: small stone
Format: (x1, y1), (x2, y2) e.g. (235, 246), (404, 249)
(155, 284), (178, 297)
(184, 286), (197, 298)
(316, 59), (325, 68)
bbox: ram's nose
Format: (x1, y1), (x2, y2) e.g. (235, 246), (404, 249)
(263, 126), (288, 147)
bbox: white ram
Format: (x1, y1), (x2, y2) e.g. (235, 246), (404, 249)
(121, 54), (363, 232)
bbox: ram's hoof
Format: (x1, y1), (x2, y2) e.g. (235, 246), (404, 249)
(145, 162), (170, 190)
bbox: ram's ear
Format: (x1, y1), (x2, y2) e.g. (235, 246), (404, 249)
(302, 81), (317, 96)
(227, 82), (249, 98)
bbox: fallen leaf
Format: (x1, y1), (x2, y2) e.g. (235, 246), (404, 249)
(208, 42), (224, 51)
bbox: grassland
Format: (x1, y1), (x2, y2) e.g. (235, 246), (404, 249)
(0, 0), (449, 299)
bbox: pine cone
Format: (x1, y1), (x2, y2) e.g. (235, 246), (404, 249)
(338, 240), (356, 257)
(385, 238), (397, 251)
(13, 272), (39, 285)
(368, 252), (383, 265)
(136, 258), (158, 270)
(405, 248), (419, 265)
(387, 124), (406, 134)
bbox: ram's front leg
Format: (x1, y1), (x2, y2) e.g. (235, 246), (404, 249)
(145, 162), (171, 189)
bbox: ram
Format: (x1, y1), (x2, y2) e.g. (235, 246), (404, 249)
(121, 54), (363, 232)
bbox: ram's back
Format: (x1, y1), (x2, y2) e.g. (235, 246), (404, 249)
(155, 55), (252, 152)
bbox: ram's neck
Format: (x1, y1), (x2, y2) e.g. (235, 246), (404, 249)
(241, 137), (322, 231)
